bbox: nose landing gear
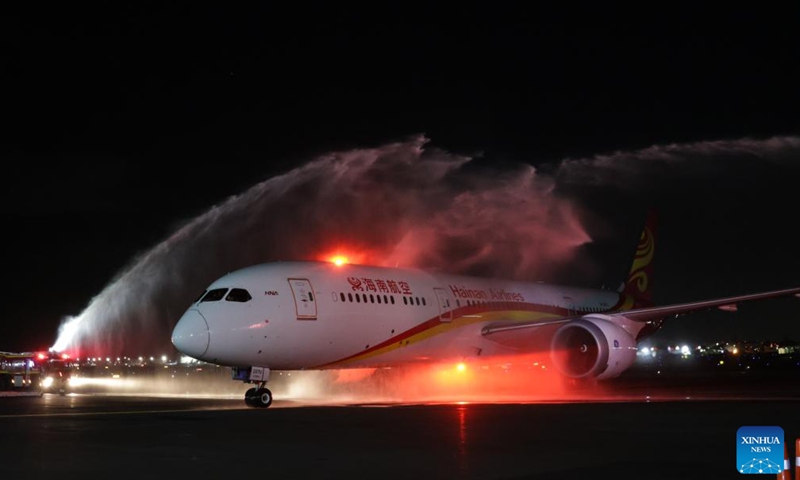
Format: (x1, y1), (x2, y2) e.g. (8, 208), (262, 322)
(232, 366), (273, 408)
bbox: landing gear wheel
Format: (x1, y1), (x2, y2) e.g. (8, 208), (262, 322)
(244, 387), (257, 407)
(253, 388), (273, 408)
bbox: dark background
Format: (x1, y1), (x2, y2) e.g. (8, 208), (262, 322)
(2, 4), (799, 352)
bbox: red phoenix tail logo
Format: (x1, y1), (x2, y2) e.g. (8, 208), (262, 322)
(347, 277), (364, 291)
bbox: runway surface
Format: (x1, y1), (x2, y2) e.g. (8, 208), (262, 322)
(1, 373), (799, 480)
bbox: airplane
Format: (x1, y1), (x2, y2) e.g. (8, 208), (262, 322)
(171, 211), (800, 407)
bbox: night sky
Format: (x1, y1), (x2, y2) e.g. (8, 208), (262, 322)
(3, 4), (800, 355)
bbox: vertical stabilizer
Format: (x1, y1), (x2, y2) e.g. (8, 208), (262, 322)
(622, 210), (658, 308)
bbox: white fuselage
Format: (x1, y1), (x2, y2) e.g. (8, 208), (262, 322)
(171, 261), (645, 370)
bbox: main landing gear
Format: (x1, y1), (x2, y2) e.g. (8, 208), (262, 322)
(244, 383), (273, 408)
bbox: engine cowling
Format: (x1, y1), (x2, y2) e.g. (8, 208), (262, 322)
(549, 315), (638, 381)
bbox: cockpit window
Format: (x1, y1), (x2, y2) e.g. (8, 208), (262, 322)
(225, 288), (252, 303)
(200, 288), (228, 302)
(193, 290), (207, 303)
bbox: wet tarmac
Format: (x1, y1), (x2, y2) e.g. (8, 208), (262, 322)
(1, 372), (799, 480)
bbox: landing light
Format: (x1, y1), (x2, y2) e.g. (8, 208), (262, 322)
(456, 363), (466, 372)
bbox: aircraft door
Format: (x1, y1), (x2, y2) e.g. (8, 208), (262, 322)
(433, 288), (452, 323)
(288, 278), (317, 320)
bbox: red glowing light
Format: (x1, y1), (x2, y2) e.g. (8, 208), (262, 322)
(330, 256), (349, 266)
(37, 353), (46, 360)
(61, 353), (70, 359)
(314, 354), (584, 404)
(318, 246), (375, 267)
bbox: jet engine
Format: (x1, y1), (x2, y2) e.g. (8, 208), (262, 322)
(549, 315), (637, 381)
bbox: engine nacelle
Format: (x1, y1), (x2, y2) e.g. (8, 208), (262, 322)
(550, 315), (638, 381)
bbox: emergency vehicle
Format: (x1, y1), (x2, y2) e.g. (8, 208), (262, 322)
(39, 352), (74, 395)
(0, 351), (42, 394)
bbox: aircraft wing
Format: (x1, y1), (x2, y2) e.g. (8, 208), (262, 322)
(482, 286), (800, 337)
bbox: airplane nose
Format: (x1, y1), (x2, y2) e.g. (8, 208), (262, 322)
(171, 309), (209, 359)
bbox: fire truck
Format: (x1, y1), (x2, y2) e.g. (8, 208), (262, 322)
(40, 353), (73, 395)
(0, 351), (42, 395)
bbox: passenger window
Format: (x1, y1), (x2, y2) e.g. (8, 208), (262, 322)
(390, 296), (395, 305)
(403, 297), (407, 305)
(370, 294), (375, 303)
(356, 294), (361, 303)
(225, 288), (252, 302)
(348, 293), (353, 302)
(422, 298), (426, 306)
(201, 288), (228, 302)
(340, 293), (346, 302)
(377, 295), (382, 304)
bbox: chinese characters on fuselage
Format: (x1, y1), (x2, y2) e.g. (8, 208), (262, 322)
(347, 277), (412, 295)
